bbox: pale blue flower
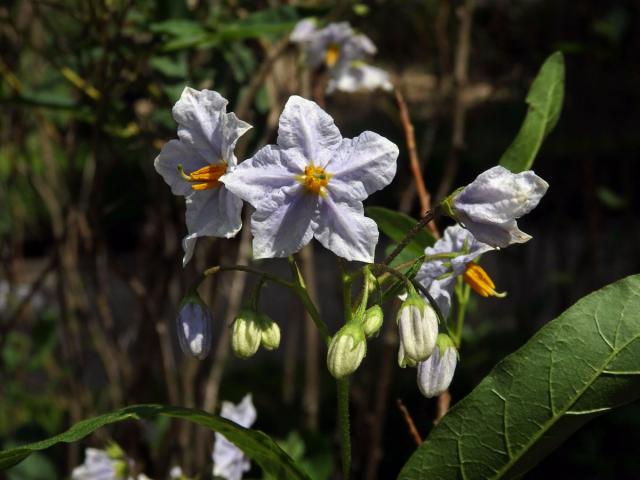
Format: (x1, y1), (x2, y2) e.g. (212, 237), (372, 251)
(154, 87), (252, 265)
(71, 448), (132, 480)
(417, 333), (458, 398)
(415, 225), (492, 318)
(222, 96), (398, 262)
(212, 394), (257, 480)
(327, 61), (393, 94)
(450, 165), (549, 248)
(291, 21), (376, 71)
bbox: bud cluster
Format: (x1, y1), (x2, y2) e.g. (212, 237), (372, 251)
(231, 309), (281, 359)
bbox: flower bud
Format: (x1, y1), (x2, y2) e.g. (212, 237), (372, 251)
(396, 293), (438, 363)
(231, 309), (262, 359)
(362, 305), (383, 338)
(397, 343), (417, 368)
(258, 314), (281, 350)
(417, 333), (458, 398)
(176, 296), (213, 359)
(327, 323), (367, 379)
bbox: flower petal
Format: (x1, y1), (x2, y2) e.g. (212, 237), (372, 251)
(454, 166), (549, 223)
(173, 87), (228, 158)
(277, 96), (342, 161)
(219, 111), (252, 167)
(182, 187), (243, 265)
(250, 185), (317, 259)
(326, 131), (398, 202)
(154, 139), (207, 196)
(221, 144), (304, 207)
(457, 213), (532, 248)
(313, 196), (378, 263)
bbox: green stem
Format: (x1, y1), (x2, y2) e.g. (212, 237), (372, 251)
(337, 377), (351, 480)
(204, 265), (294, 289)
(382, 206), (440, 266)
(453, 278), (470, 348)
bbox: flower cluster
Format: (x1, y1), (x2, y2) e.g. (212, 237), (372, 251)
(290, 19), (392, 94)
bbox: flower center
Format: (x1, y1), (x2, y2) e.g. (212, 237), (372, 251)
(298, 165), (331, 196)
(462, 263), (506, 298)
(325, 44), (340, 68)
(179, 163), (227, 191)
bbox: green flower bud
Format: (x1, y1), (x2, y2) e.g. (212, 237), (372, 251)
(396, 292), (438, 363)
(231, 309), (261, 358)
(327, 323), (367, 379)
(362, 305), (383, 338)
(397, 343), (417, 368)
(259, 314), (281, 350)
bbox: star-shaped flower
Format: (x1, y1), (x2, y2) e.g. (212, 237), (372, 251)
(154, 87), (252, 265)
(221, 95), (398, 262)
(212, 394), (257, 480)
(291, 21), (376, 71)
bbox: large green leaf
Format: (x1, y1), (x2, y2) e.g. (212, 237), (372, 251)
(0, 405), (311, 480)
(366, 207), (435, 258)
(499, 52), (565, 172)
(399, 274), (640, 479)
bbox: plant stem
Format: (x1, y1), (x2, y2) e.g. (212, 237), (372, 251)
(337, 377), (351, 480)
(382, 207), (440, 266)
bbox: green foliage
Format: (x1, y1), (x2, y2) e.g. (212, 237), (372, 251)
(366, 207), (435, 258)
(499, 52), (565, 172)
(0, 405), (311, 480)
(399, 274), (640, 479)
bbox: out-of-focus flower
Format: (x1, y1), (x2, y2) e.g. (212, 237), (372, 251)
(396, 291), (438, 364)
(444, 165), (549, 248)
(415, 224), (493, 318)
(212, 394), (257, 480)
(417, 333), (458, 398)
(362, 304), (384, 338)
(231, 310), (262, 359)
(222, 95), (398, 263)
(291, 21), (376, 71)
(327, 323), (367, 378)
(154, 87), (252, 265)
(327, 61), (393, 94)
(71, 445), (133, 480)
(176, 295), (213, 359)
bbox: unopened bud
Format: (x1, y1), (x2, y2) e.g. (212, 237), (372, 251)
(231, 309), (262, 358)
(176, 296), (213, 359)
(259, 314), (281, 350)
(417, 333), (458, 398)
(397, 343), (417, 368)
(362, 305), (383, 338)
(396, 293), (438, 363)
(327, 323), (366, 379)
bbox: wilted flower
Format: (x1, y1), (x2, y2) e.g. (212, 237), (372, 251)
(415, 224), (493, 318)
(176, 295), (213, 359)
(396, 292), (438, 364)
(362, 304), (384, 338)
(417, 333), (458, 398)
(154, 87), (252, 265)
(327, 61), (393, 94)
(71, 445), (133, 480)
(212, 394), (257, 480)
(290, 21), (376, 71)
(231, 310), (262, 359)
(444, 165), (549, 248)
(327, 323), (367, 378)
(222, 95), (398, 262)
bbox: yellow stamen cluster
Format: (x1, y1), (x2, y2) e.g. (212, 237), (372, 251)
(463, 263), (507, 298)
(181, 163), (227, 191)
(298, 165), (331, 195)
(325, 44), (340, 68)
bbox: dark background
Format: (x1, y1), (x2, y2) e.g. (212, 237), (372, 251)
(1, 0), (639, 478)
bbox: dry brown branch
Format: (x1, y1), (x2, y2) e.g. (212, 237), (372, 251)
(397, 399), (423, 445)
